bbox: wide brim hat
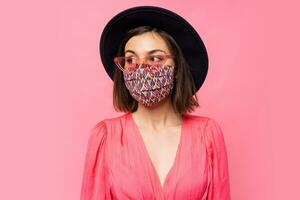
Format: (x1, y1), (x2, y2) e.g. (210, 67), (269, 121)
(99, 5), (209, 94)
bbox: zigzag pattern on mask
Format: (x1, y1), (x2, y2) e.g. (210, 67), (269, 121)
(123, 65), (175, 107)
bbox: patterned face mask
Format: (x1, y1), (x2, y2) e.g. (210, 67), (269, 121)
(123, 64), (175, 107)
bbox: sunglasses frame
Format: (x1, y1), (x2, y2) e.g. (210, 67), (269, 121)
(114, 54), (175, 72)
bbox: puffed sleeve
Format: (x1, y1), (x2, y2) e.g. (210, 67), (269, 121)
(80, 120), (111, 200)
(205, 118), (231, 200)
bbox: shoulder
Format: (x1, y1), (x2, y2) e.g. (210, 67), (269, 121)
(91, 113), (129, 134)
(86, 119), (108, 147)
(185, 113), (224, 140)
(186, 113), (221, 125)
(96, 113), (128, 124)
(185, 113), (209, 122)
(185, 113), (218, 127)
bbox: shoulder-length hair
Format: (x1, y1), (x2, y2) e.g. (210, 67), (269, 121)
(112, 25), (200, 115)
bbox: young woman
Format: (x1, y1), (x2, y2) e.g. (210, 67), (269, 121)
(80, 6), (231, 200)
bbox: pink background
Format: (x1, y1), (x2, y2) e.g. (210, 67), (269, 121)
(0, 0), (299, 199)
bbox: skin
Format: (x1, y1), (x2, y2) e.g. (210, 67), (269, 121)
(124, 31), (184, 187)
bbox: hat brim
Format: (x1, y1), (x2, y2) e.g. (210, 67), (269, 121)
(99, 5), (209, 93)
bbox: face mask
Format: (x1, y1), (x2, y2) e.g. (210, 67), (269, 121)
(123, 64), (175, 107)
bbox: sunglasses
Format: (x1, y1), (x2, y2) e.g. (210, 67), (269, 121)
(114, 54), (175, 72)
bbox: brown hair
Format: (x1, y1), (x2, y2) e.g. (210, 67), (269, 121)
(112, 25), (200, 115)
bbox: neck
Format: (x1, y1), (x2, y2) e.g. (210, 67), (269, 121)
(132, 96), (183, 130)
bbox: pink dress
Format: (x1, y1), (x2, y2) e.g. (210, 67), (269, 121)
(80, 112), (231, 200)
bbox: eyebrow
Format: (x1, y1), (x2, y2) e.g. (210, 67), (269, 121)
(124, 49), (167, 55)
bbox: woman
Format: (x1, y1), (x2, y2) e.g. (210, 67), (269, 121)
(80, 6), (231, 200)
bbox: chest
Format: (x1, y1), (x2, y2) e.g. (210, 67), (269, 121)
(138, 126), (182, 187)
(105, 120), (210, 199)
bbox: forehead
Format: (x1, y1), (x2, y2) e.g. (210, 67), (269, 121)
(124, 32), (170, 54)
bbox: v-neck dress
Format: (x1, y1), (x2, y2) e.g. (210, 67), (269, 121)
(80, 112), (231, 200)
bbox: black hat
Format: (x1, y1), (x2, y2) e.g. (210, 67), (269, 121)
(99, 5), (209, 94)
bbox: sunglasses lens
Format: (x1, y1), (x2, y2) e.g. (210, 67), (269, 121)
(114, 55), (172, 72)
(114, 57), (137, 71)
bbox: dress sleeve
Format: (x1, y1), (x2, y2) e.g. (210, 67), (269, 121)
(80, 120), (111, 200)
(205, 118), (231, 200)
